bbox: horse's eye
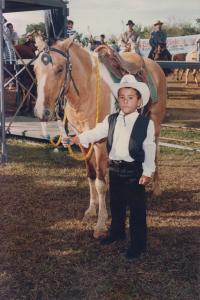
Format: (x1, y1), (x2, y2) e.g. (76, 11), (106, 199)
(56, 67), (64, 74)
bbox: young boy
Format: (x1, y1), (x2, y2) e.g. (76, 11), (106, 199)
(62, 74), (156, 259)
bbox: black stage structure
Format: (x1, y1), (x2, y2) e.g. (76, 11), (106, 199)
(0, 0), (69, 163)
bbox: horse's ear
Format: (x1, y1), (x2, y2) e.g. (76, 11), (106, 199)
(34, 32), (45, 51)
(62, 38), (74, 51)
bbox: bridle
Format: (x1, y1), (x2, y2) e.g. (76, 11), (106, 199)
(39, 40), (102, 161)
(40, 40), (79, 119)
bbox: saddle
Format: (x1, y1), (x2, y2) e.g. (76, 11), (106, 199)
(94, 45), (157, 106)
(94, 45), (147, 83)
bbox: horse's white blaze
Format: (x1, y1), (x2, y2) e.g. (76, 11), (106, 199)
(35, 74), (47, 118)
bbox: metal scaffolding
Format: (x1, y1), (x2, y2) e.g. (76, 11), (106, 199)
(0, 0), (69, 163)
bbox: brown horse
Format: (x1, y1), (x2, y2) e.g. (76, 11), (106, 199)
(152, 44), (172, 76)
(34, 39), (166, 238)
(15, 44), (36, 59)
(172, 52), (187, 81)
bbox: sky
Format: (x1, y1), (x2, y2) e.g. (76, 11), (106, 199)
(4, 0), (200, 38)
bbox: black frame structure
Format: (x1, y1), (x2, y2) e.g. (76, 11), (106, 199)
(4, 0), (67, 13)
(0, 0), (68, 163)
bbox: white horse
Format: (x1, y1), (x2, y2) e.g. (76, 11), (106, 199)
(185, 50), (199, 86)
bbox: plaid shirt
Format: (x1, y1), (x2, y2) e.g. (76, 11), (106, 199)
(3, 25), (16, 64)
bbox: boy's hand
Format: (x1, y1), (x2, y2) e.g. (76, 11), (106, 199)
(62, 135), (80, 147)
(71, 135), (80, 145)
(139, 175), (151, 186)
(62, 136), (73, 148)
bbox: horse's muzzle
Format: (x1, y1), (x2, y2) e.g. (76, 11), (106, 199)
(34, 107), (54, 121)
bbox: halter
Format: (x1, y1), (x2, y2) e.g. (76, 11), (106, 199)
(40, 41), (101, 160)
(40, 40), (79, 119)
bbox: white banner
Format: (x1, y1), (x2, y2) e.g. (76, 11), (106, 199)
(139, 34), (200, 57)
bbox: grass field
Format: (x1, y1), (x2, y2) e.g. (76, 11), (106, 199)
(1, 140), (200, 300)
(1, 73), (200, 299)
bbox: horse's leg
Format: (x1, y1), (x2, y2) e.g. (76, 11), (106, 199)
(93, 177), (108, 238)
(176, 69), (179, 81)
(93, 143), (108, 238)
(152, 136), (161, 196)
(185, 69), (190, 85)
(84, 155), (99, 220)
(40, 121), (50, 139)
(192, 70), (199, 86)
(180, 69), (184, 80)
(83, 177), (98, 220)
(173, 69), (178, 80)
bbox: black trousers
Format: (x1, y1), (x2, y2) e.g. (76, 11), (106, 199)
(109, 160), (147, 251)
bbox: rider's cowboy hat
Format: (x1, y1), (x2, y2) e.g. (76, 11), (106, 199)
(154, 20), (163, 26)
(112, 74), (150, 108)
(126, 20), (135, 26)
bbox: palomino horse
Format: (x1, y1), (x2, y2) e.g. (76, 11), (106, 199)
(34, 39), (166, 238)
(185, 50), (199, 86)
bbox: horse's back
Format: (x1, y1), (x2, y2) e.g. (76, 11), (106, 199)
(186, 50), (198, 61)
(143, 57), (166, 83)
(121, 52), (144, 67)
(121, 52), (166, 86)
(172, 53), (187, 61)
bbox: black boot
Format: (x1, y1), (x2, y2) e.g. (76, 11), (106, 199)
(125, 246), (146, 259)
(100, 234), (125, 245)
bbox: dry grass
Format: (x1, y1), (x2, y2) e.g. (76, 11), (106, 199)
(165, 75), (200, 129)
(0, 139), (200, 300)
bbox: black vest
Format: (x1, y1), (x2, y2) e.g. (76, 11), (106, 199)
(107, 113), (150, 163)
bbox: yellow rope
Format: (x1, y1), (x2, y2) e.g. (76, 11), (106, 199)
(51, 55), (101, 161)
(50, 135), (62, 147)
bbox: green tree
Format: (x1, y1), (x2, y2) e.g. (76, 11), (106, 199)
(25, 22), (46, 35)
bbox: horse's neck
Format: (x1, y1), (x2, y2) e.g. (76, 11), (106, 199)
(66, 48), (97, 129)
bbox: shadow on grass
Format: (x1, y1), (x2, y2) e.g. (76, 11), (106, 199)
(7, 142), (85, 170)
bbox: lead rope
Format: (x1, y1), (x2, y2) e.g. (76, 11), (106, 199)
(51, 55), (101, 161)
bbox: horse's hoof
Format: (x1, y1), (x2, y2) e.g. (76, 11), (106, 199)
(82, 214), (96, 222)
(93, 230), (108, 239)
(152, 189), (162, 197)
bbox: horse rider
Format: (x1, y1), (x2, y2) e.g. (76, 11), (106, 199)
(100, 34), (107, 45)
(119, 20), (140, 54)
(66, 19), (77, 39)
(148, 20), (171, 60)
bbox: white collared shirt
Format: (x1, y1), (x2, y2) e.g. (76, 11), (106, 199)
(78, 111), (156, 177)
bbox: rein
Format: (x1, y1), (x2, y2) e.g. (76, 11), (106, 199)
(67, 55), (101, 161)
(40, 43), (101, 160)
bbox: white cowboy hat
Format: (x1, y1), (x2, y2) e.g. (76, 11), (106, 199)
(112, 74), (150, 108)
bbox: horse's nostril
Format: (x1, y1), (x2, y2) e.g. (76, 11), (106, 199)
(44, 109), (51, 118)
